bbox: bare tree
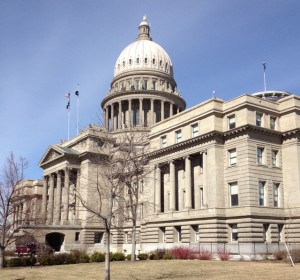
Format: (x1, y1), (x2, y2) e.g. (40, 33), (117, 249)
(74, 134), (127, 280)
(118, 130), (152, 261)
(0, 153), (31, 268)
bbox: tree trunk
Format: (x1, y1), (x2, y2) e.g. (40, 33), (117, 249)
(131, 223), (136, 261)
(0, 246), (5, 269)
(104, 230), (110, 280)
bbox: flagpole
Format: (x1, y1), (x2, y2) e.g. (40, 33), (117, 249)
(68, 108), (70, 140)
(65, 92), (71, 140)
(262, 62), (267, 92)
(76, 84), (80, 135)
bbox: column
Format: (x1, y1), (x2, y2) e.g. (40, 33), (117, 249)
(161, 100), (165, 121)
(139, 98), (144, 126)
(111, 103), (115, 131)
(185, 156), (192, 209)
(54, 171), (62, 224)
(75, 170), (80, 221)
(118, 101), (122, 129)
(41, 176), (48, 222)
(202, 151), (207, 206)
(150, 99), (154, 125)
(47, 174), (55, 224)
(62, 168), (70, 224)
(169, 161), (176, 211)
(128, 99), (132, 127)
(155, 165), (161, 213)
(170, 102), (174, 117)
(105, 106), (109, 130)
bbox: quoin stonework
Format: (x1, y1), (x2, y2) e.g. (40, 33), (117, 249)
(17, 16), (300, 255)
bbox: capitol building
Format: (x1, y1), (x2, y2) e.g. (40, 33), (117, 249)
(18, 16), (300, 255)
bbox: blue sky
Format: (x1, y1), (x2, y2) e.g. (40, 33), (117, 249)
(1, 0), (299, 179)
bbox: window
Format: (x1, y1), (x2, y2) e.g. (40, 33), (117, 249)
(256, 113), (262, 126)
(230, 224), (238, 241)
(271, 150), (278, 167)
(175, 130), (182, 143)
(136, 57), (140, 64)
(159, 227), (166, 243)
(94, 232), (103, 243)
(135, 80), (140, 90)
(143, 80), (148, 90)
(229, 149), (237, 166)
(278, 224), (284, 242)
(152, 80), (157, 90)
(175, 226), (182, 242)
(259, 181), (266, 206)
(140, 181), (144, 193)
(145, 57), (148, 63)
(228, 115), (236, 129)
(273, 183), (280, 207)
(263, 224), (270, 242)
(191, 123), (199, 137)
(75, 232), (80, 241)
(152, 58), (156, 64)
(129, 59), (132, 65)
(257, 147), (264, 164)
(191, 225), (200, 242)
(200, 187), (204, 207)
(161, 135), (167, 148)
(140, 203), (144, 220)
(229, 182), (238, 206)
(270, 117), (276, 130)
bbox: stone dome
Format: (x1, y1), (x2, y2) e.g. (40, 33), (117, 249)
(114, 16), (173, 78)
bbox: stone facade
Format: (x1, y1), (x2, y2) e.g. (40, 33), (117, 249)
(20, 16), (300, 254)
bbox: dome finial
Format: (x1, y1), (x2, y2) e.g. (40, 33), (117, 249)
(137, 15), (152, 41)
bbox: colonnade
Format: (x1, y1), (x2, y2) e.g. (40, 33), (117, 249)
(104, 98), (181, 131)
(41, 168), (79, 225)
(154, 151), (207, 213)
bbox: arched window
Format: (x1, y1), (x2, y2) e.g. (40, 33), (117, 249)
(145, 58), (148, 63)
(123, 61), (125, 67)
(136, 57), (140, 64)
(129, 59), (132, 65)
(153, 58), (156, 64)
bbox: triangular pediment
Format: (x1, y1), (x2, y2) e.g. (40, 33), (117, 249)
(39, 145), (65, 166)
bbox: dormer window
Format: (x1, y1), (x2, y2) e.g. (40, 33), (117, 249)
(122, 61), (125, 67)
(153, 58), (156, 64)
(145, 58), (148, 63)
(129, 59), (132, 65)
(160, 60), (162, 66)
(136, 57), (140, 64)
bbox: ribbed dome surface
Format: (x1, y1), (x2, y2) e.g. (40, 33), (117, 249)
(114, 39), (173, 78)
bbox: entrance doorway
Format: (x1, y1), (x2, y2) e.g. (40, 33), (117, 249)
(45, 232), (65, 251)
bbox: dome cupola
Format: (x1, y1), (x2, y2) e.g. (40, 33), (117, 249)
(101, 16), (186, 133)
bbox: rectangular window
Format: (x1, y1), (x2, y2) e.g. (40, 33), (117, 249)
(256, 113), (262, 126)
(259, 181), (266, 206)
(191, 225), (200, 242)
(152, 80), (157, 90)
(94, 232), (103, 243)
(228, 115), (236, 129)
(191, 123), (199, 137)
(175, 226), (182, 242)
(175, 130), (182, 143)
(140, 203), (144, 220)
(200, 187), (204, 207)
(75, 232), (80, 241)
(161, 135), (167, 148)
(230, 224), (238, 241)
(271, 150), (278, 167)
(273, 183), (280, 207)
(159, 227), (166, 243)
(230, 182), (238, 206)
(263, 224), (270, 242)
(257, 147), (264, 164)
(143, 80), (148, 90)
(135, 80), (140, 90)
(270, 117), (276, 130)
(278, 224), (283, 242)
(229, 148), (237, 166)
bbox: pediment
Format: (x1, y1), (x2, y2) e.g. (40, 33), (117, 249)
(39, 146), (64, 166)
